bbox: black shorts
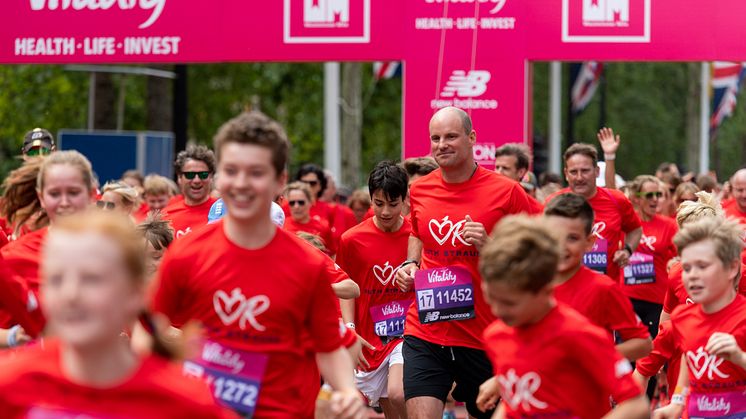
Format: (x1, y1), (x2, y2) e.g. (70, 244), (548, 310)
(630, 298), (662, 339)
(402, 335), (494, 419)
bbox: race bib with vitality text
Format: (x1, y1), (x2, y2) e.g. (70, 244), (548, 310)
(583, 238), (608, 274)
(624, 252), (655, 285)
(688, 390), (746, 418)
(414, 266), (475, 324)
(370, 300), (410, 337)
(183, 340), (268, 417)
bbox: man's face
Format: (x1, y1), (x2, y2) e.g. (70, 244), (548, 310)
(564, 154), (599, 197)
(178, 159), (212, 205)
(731, 174), (746, 213)
(299, 172), (322, 200)
(495, 155), (525, 182)
(429, 111), (475, 169)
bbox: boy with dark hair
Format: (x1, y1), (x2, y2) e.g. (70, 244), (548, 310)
(476, 215), (648, 418)
(337, 161), (414, 418)
(151, 111), (364, 418)
(544, 193), (652, 361)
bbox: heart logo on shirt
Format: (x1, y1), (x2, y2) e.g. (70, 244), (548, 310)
(497, 369), (548, 411)
(428, 216), (470, 247)
(214, 288), (247, 326)
(686, 346), (729, 380)
(641, 235), (657, 251)
(373, 262), (395, 286)
(591, 221), (607, 240)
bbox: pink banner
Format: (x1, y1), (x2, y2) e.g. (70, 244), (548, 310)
(4, 0), (746, 160)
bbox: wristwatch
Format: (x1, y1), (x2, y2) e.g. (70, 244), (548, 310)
(401, 259), (420, 269)
(624, 244), (633, 256)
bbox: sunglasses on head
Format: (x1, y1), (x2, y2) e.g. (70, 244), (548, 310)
(289, 200), (307, 207)
(182, 171), (210, 180)
(26, 147), (50, 157)
(301, 179), (319, 187)
(96, 200), (116, 210)
(637, 191), (663, 199)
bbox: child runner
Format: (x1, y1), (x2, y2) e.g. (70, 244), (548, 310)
(653, 217), (746, 419)
(0, 151), (98, 337)
(336, 161), (414, 418)
(476, 215), (649, 418)
(149, 111), (364, 418)
(0, 211), (232, 418)
(137, 212), (174, 279)
(544, 193), (652, 360)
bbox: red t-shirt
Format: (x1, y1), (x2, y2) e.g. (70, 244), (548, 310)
(336, 217), (414, 371)
(317, 250), (358, 349)
(406, 166), (540, 349)
(663, 261), (746, 314)
(152, 222), (344, 418)
(554, 266), (650, 341)
(283, 217), (335, 254)
(161, 195), (217, 239)
(635, 320), (682, 395)
(0, 340), (234, 419)
(483, 304), (642, 419)
(1, 227), (47, 292)
(527, 194), (544, 214)
(620, 214), (678, 304)
(723, 199), (746, 226)
(546, 187), (642, 281)
(133, 202), (151, 223)
(0, 255), (43, 335)
(329, 202), (358, 250)
(671, 295), (746, 416)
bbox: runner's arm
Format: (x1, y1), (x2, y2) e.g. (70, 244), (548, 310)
(652, 357), (687, 418)
(316, 347), (365, 419)
(602, 395), (648, 419)
(396, 235), (423, 292)
(491, 402), (506, 419)
(625, 227), (643, 253)
(615, 338), (652, 361)
(332, 279), (360, 299)
(340, 298), (355, 325)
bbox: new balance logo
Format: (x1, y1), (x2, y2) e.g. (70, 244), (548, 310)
(441, 70), (491, 98)
(424, 311), (440, 322)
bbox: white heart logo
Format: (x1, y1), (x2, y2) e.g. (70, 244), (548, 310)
(213, 288), (247, 326)
(591, 221), (607, 239)
(373, 262), (395, 286)
(429, 216), (455, 246)
(687, 347), (711, 380)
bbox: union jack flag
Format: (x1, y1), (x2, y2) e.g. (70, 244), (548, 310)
(570, 61), (604, 114)
(710, 61), (746, 133)
(373, 61), (401, 80)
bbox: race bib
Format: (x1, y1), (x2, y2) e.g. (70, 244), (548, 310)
(688, 390), (746, 418)
(414, 266), (475, 324)
(583, 238), (608, 274)
(624, 252), (655, 285)
(370, 300), (409, 337)
(184, 340), (268, 417)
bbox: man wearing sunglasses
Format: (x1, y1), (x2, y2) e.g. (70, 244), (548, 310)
(162, 145), (218, 239)
(21, 128), (55, 161)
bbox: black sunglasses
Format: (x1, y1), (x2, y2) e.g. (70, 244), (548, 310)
(96, 200), (116, 210)
(182, 171), (210, 180)
(637, 191), (663, 199)
(289, 200), (307, 207)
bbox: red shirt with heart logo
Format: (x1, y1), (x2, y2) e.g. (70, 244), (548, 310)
(161, 195), (217, 240)
(152, 221), (343, 418)
(0, 339), (236, 419)
(554, 266), (650, 342)
(483, 304), (642, 419)
(546, 187), (642, 282)
(407, 166), (540, 350)
(336, 216), (413, 371)
(670, 295), (746, 403)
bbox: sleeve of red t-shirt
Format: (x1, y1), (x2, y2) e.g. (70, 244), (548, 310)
(305, 264), (346, 353)
(616, 191), (642, 234)
(602, 283), (650, 341)
(663, 265), (682, 314)
(636, 321), (675, 378)
(151, 247), (188, 328)
(507, 182), (543, 216)
(571, 330), (642, 404)
(0, 258), (42, 336)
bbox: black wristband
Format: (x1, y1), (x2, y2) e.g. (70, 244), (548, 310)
(624, 244), (633, 255)
(401, 259), (420, 269)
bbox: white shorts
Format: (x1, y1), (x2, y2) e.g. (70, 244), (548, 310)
(355, 341), (404, 407)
